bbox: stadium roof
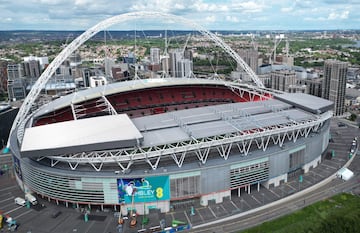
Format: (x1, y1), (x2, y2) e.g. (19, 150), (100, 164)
(133, 99), (315, 147)
(21, 114), (143, 157)
(274, 93), (333, 114)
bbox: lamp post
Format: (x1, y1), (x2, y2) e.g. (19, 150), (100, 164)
(299, 175), (303, 191)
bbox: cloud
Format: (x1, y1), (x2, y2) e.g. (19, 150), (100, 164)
(231, 1), (266, 13)
(281, 7), (293, 13)
(226, 16), (239, 23)
(305, 10), (349, 21)
(323, 0), (360, 4)
(205, 15), (216, 23)
(328, 10), (349, 19)
(0, 0), (359, 30)
(131, 0), (197, 13)
(130, 0), (266, 14)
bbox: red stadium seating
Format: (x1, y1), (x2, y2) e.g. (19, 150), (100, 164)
(33, 84), (268, 126)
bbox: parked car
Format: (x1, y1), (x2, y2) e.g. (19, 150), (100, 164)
(14, 197), (26, 206)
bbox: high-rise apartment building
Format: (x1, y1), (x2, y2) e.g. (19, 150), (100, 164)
(22, 59), (41, 79)
(322, 60), (348, 116)
(104, 57), (116, 78)
(238, 49), (258, 74)
(7, 64), (23, 81)
(298, 78), (323, 97)
(150, 48), (161, 65)
(7, 64), (26, 101)
(177, 59), (193, 78)
(0, 60), (8, 92)
(169, 49), (183, 77)
(169, 49), (193, 78)
(271, 70), (296, 92)
(24, 56), (49, 70)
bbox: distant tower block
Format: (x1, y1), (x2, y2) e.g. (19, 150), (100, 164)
(150, 48), (161, 65)
(271, 70), (296, 92)
(323, 59), (348, 116)
(238, 49), (259, 74)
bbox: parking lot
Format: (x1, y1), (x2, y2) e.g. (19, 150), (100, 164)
(0, 118), (359, 233)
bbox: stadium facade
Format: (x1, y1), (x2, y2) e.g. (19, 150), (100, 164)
(9, 78), (333, 214)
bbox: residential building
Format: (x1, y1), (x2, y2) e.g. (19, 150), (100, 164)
(150, 48), (161, 65)
(322, 60), (348, 116)
(271, 70), (296, 92)
(238, 49), (258, 74)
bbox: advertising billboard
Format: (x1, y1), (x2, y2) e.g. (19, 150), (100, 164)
(117, 176), (170, 204)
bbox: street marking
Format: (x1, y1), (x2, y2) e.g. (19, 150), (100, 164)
(242, 199), (251, 209)
(309, 170), (324, 178)
(219, 204), (227, 213)
(208, 206), (217, 218)
(196, 209), (205, 222)
(250, 195), (261, 205)
(4, 205), (23, 215)
(0, 196), (14, 203)
(1, 185), (18, 192)
(103, 215), (113, 233)
(0, 192), (12, 199)
(285, 183), (297, 191)
(184, 210), (192, 226)
(13, 209), (33, 219)
(322, 163), (337, 170)
(268, 188), (280, 198)
(0, 202), (16, 209)
(229, 200), (239, 210)
(84, 220), (95, 233)
(304, 179), (312, 185)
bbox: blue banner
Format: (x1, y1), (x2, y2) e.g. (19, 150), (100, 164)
(118, 176), (170, 204)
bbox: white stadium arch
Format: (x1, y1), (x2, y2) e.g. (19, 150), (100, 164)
(9, 11), (264, 146)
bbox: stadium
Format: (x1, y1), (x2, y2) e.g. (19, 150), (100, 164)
(8, 12), (333, 214)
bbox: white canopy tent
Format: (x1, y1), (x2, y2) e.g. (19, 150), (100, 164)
(337, 167), (354, 181)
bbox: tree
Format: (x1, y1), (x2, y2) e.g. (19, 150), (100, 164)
(349, 113), (357, 122)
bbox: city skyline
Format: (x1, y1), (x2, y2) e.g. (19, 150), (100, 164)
(0, 0), (360, 31)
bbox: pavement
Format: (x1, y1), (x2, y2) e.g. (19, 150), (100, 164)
(0, 118), (359, 233)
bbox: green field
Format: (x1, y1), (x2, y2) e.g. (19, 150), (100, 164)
(241, 193), (360, 233)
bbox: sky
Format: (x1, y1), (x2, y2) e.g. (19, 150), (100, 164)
(0, 0), (360, 31)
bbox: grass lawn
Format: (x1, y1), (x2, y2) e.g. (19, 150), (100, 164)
(241, 193), (360, 233)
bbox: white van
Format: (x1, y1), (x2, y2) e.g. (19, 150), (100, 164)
(14, 197), (26, 206)
(25, 193), (37, 205)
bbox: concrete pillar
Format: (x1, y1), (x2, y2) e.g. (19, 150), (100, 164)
(248, 185), (251, 194)
(257, 182), (260, 192)
(238, 187), (241, 197)
(65, 201), (68, 208)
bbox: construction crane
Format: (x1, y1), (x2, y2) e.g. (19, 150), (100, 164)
(250, 33), (258, 51)
(62, 34), (73, 48)
(285, 38), (289, 58)
(269, 34), (284, 64)
(182, 33), (191, 56)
